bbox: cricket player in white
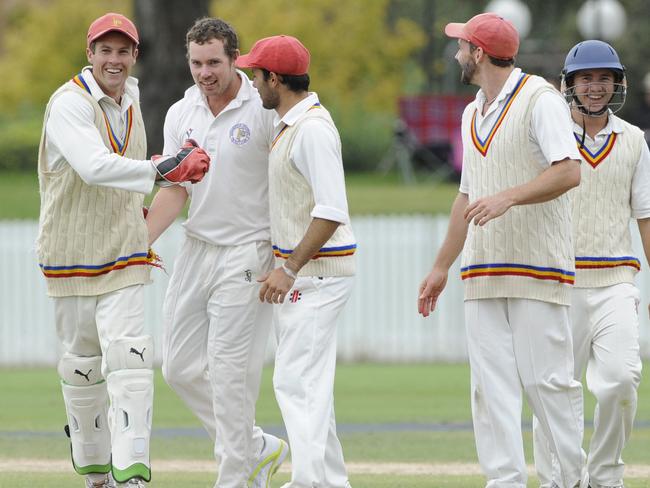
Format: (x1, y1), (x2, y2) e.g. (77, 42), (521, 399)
(236, 35), (356, 488)
(146, 18), (287, 488)
(37, 13), (209, 488)
(533, 40), (650, 488)
(418, 13), (588, 488)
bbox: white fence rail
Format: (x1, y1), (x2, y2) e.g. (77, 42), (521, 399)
(1, 217), (649, 366)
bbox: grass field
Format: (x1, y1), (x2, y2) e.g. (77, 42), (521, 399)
(0, 171), (459, 220)
(1, 363), (649, 487)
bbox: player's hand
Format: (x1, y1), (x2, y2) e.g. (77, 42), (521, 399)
(152, 139), (210, 185)
(258, 267), (295, 304)
(464, 191), (514, 226)
(418, 268), (448, 317)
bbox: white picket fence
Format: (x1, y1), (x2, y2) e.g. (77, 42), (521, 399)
(1, 216), (649, 366)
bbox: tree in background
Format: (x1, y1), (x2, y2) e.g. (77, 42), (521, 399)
(0, 0), (129, 113)
(134, 0), (209, 153)
(211, 0), (424, 169)
(1, 0), (648, 170)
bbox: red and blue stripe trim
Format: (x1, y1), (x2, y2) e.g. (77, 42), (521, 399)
(461, 262), (575, 284)
(576, 255), (640, 271)
(470, 73), (531, 157)
(40, 251), (154, 278)
(273, 243), (356, 259)
(575, 132), (616, 168)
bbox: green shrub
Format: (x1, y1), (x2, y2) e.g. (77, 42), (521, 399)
(0, 113), (42, 172)
(336, 110), (393, 172)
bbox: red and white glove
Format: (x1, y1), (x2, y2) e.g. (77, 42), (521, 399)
(152, 139), (210, 185)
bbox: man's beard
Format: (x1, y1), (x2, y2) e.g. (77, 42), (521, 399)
(460, 59), (477, 85)
(262, 91), (280, 110)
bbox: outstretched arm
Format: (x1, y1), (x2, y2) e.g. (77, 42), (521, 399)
(418, 192), (470, 317)
(637, 218), (650, 319)
(145, 185), (188, 245)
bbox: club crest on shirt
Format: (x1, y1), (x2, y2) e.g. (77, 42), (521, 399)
(229, 123), (251, 145)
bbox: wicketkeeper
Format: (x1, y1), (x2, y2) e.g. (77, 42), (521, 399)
(36, 12), (209, 488)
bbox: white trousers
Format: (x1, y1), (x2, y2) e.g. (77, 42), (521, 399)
(534, 283), (642, 488)
(465, 298), (584, 488)
(161, 237), (274, 488)
(274, 276), (354, 488)
(55, 284), (152, 472)
(55, 285), (146, 377)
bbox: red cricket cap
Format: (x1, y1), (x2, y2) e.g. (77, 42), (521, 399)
(445, 12), (519, 60)
(87, 13), (139, 48)
(236, 35), (310, 76)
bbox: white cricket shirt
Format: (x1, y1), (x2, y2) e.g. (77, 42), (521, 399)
(163, 71), (275, 245)
(45, 66), (156, 194)
(460, 68), (581, 193)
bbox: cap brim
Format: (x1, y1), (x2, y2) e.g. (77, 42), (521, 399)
(235, 53), (258, 69)
(444, 22), (467, 40)
(89, 28), (138, 46)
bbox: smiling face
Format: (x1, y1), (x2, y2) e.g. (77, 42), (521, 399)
(571, 68), (616, 115)
(188, 38), (239, 100)
(86, 32), (137, 101)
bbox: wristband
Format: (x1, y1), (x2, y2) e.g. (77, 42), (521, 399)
(282, 263), (298, 280)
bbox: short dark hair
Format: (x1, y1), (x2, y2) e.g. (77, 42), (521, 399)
(261, 69), (310, 92)
(186, 17), (238, 60)
(469, 43), (515, 67)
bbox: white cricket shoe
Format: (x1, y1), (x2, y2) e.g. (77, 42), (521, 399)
(118, 480), (146, 487)
(85, 474), (114, 488)
(248, 434), (289, 488)
(116, 479), (146, 487)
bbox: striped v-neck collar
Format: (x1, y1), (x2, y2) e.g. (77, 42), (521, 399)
(575, 132), (617, 168)
(470, 73), (531, 157)
(71, 72), (134, 155)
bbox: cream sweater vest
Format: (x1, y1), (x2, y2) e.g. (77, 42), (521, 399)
(461, 74), (574, 305)
(36, 77), (151, 297)
(268, 105), (356, 277)
(573, 116), (645, 288)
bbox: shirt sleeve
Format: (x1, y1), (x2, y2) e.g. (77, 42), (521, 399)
(530, 91), (581, 166)
(631, 141), (650, 219)
(162, 103), (183, 155)
(290, 119), (351, 225)
(46, 91), (156, 194)
(458, 105), (472, 193)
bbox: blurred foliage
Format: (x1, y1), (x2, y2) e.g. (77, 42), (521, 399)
(0, 0), (649, 171)
(0, 0), (129, 112)
(0, 112), (42, 171)
(212, 0), (425, 169)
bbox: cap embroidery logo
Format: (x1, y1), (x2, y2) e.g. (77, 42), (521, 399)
(112, 17), (122, 26)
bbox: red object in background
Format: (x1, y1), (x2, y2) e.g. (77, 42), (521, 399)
(398, 94), (472, 172)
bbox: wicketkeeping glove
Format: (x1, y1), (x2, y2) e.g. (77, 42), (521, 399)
(151, 139), (210, 185)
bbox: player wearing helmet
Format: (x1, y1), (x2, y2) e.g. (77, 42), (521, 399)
(533, 40), (650, 488)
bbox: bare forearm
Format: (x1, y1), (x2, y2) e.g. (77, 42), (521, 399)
(146, 185), (188, 245)
(433, 192), (469, 271)
(285, 218), (341, 273)
(637, 218), (650, 266)
(505, 158), (580, 206)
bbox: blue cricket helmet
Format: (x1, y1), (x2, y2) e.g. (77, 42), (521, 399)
(562, 40), (625, 81)
(561, 39), (626, 116)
